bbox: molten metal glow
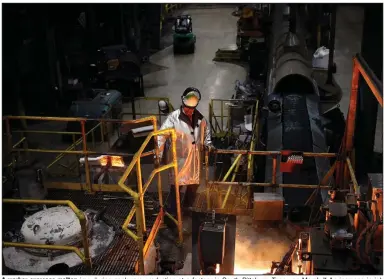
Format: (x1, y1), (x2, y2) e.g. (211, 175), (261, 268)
(234, 261), (271, 275)
(216, 264), (220, 274)
(100, 156), (125, 167)
(234, 267), (270, 275)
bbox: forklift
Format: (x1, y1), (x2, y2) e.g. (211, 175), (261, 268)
(173, 15), (196, 54)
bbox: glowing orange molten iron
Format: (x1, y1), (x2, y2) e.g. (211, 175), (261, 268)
(99, 156), (125, 167)
(234, 264), (271, 275)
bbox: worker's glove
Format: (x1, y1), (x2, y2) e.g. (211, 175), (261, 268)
(206, 145), (216, 153)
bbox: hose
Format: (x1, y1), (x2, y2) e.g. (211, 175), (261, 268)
(364, 220), (380, 266)
(355, 221), (379, 271)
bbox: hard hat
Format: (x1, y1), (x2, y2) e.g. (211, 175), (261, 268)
(158, 100), (170, 113)
(181, 87), (201, 108)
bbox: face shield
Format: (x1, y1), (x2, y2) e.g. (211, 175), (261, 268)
(182, 89), (201, 108)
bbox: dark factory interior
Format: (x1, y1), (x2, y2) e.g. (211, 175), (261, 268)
(1, 3), (383, 276)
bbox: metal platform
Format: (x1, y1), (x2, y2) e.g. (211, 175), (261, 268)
(3, 189), (160, 275)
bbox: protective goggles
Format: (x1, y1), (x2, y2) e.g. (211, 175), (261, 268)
(182, 91), (200, 108)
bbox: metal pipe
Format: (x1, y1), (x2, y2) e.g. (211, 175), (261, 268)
(165, 211), (179, 226)
(142, 209), (163, 259)
(79, 215), (92, 270)
(117, 117), (159, 194)
(354, 54), (383, 106)
(208, 181), (331, 189)
(123, 206), (137, 228)
(3, 116), (88, 122)
(213, 149), (337, 157)
(272, 155), (277, 185)
(3, 115), (159, 124)
(12, 130), (82, 135)
(247, 101), (259, 182)
(152, 121), (164, 208)
(135, 199), (145, 274)
(136, 157), (146, 233)
(46, 137), (85, 169)
(81, 121), (92, 192)
(171, 130), (183, 244)
(221, 155), (242, 209)
(12, 137), (26, 149)
(345, 61), (360, 154)
(13, 148), (96, 155)
(346, 157), (360, 196)
(123, 227), (139, 242)
(305, 161), (337, 206)
(143, 163), (174, 194)
(222, 154), (242, 182)
(339, 60), (360, 188)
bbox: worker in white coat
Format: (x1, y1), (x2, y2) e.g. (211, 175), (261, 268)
(158, 87), (215, 214)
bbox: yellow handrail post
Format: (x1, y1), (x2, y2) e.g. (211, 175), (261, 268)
(79, 211), (92, 272)
(153, 121), (163, 208)
(136, 157), (146, 233)
(134, 199), (146, 275)
(171, 130), (183, 244)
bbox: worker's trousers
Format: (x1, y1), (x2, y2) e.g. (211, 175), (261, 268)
(167, 184), (198, 215)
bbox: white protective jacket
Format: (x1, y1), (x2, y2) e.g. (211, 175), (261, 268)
(158, 108), (212, 186)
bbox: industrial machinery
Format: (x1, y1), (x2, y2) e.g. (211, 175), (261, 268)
(64, 89), (122, 142)
(193, 3), (383, 276)
(196, 211), (228, 275)
(173, 15), (196, 54)
(90, 45), (144, 98)
(214, 5), (270, 63)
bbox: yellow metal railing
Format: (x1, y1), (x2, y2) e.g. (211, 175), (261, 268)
(2, 199), (91, 271)
(165, 4), (182, 15)
(201, 148), (361, 213)
(3, 112), (181, 274)
(117, 127), (182, 275)
(3, 115), (158, 192)
(205, 99), (260, 209)
(209, 98), (254, 137)
(3, 115), (177, 274)
(123, 97), (175, 123)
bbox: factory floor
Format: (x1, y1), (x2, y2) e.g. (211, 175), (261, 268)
(134, 5), (247, 119)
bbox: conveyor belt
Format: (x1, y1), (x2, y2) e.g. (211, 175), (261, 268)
(282, 94), (319, 206)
